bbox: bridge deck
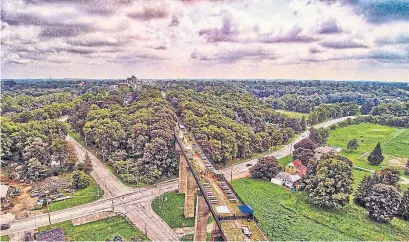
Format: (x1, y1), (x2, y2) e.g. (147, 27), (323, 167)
(176, 124), (268, 241)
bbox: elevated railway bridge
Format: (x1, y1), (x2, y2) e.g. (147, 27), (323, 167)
(175, 122), (268, 241)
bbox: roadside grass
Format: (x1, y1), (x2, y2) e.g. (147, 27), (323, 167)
(152, 192), (195, 228)
(327, 123), (409, 175)
(38, 216), (148, 241)
(48, 172), (103, 212)
(233, 178), (409, 241)
(0, 235), (9, 241)
(275, 110), (308, 118)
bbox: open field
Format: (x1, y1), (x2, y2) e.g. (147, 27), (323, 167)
(0, 236), (9, 241)
(152, 192), (195, 228)
(327, 123), (409, 174)
(275, 110), (308, 118)
(48, 172), (103, 212)
(278, 155), (293, 167)
(233, 178), (409, 241)
(38, 216), (148, 241)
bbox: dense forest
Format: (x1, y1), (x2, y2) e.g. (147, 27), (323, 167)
(166, 85), (304, 165)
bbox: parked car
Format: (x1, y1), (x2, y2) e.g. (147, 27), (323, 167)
(246, 163), (253, 167)
(1, 224), (10, 230)
(242, 225), (252, 238)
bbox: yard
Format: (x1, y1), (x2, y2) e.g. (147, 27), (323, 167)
(152, 192), (195, 228)
(48, 172), (103, 212)
(38, 216), (148, 241)
(233, 178), (409, 241)
(327, 123), (409, 175)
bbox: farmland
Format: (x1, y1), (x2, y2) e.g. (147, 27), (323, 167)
(233, 178), (409, 241)
(38, 216), (148, 241)
(327, 123), (409, 174)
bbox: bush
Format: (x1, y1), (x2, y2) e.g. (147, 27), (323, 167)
(305, 155), (353, 208)
(365, 184), (401, 223)
(71, 171), (90, 189)
(368, 142), (384, 165)
(399, 189), (409, 221)
(250, 156), (282, 180)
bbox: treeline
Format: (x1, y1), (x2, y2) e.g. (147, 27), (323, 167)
(166, 86), (304, 165)
(0, 118), (77, 181)
(70, 87), (179, 184)
(307, 102), (360, 125)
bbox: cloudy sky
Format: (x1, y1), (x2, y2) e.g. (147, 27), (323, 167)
(1, 0), (409, 81)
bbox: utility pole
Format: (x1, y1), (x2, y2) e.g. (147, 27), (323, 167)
(127, 163), (129, 184)
(111, 199), (114, 212)
(97, 184), (100, 198)
(45, 194), (51, 226)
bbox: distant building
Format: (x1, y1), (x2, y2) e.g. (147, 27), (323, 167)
(34, 228), (66, 241)
(314, 146), (341, 160)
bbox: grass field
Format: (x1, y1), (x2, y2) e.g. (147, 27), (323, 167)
(152, 192), (195, 228)
(0, 236), (9, 241)
(233, 178), (409, 241)
(278, 155), (293, 167)
(48, 172), (103, 212)
(275, 110), (307, 118)
(327, 123), (409, 173)
(39, 216), (148, 241)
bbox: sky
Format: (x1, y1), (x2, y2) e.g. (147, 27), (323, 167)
(1, 0), (409, 82)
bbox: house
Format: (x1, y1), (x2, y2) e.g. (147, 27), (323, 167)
(34, 228), (66, 241)
(315, 146), (340, 160)
(274, 172), (302, 189)
(285, 160), (308, 178)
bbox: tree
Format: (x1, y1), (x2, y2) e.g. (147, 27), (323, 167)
(250, 156), (282, 180)
(354, 174), (383, 207)
(365, 184), (401, 223)
(71, 170), (90, 189)
(305, 155), (353, 208)
(84, 152), (93, 174)
(293, 138), (316, 166)
(300, 116), (307, 131)
(368, 142), (384, 165)
(405, 159), (409, 175)
(379, 168), (400, 187)
(309, 127), (329, 145)
(347, 139), (359, 152)
(399, 189), (409, 221)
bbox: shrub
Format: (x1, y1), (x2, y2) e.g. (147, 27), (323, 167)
(250, 156), (282, 180)
(365, 184), (401, 223)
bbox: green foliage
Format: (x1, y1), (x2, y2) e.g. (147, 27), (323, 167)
(84, 152), (93, 174)
(233, 178), (409, 241)
(38, 216), (148, 241)
(399, 190), (409, 221)
(71, 170), (90, 189)
(293, 138), (316, 166)
(250, 156), (282, 180)
(365, 184), (402, 223)
(347, 139), (359, 152)
(368, 142), (384, 165)
(309, 127), (330, 145)
(166, 87), (300, 165)
(151, 192), (195, 228)
(305, 155), (353, 208)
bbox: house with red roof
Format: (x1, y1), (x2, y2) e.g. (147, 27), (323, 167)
(285, 159), (308, 178)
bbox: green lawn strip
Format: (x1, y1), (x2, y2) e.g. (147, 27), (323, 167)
(38, 216), (148, 241)
(327, 123), (409, 174)
(275, 110), (308, 118)
(278, 155), (293, 167)
(152, 192), (195, 228)
(0, 235), (10, 241)
(233, 178), (409, 241)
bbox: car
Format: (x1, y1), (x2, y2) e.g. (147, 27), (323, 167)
(245, 163), (253, 167)
(242, 225), (252, 238)
(1, 224), (10, 230)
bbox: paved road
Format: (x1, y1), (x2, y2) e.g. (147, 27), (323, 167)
(222, 116), (358, 177)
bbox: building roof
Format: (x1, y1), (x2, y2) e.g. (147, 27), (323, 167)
(275, 172), (302, 182)
(0, 184), (9, 198)
(238, 205), (254, 214)
(292, 160), (303, 168)
(215, 205), (231, 214)
(315, 146), (335, 154)
(34, 228), (66, 241)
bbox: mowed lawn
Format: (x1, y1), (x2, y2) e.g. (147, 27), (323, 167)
(327, 123), (409, 172)
(39, 216), (148, 241)
(233, 178), (409, 241)
(152, 192), (195, 228)
(48, 172), (103, 212)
